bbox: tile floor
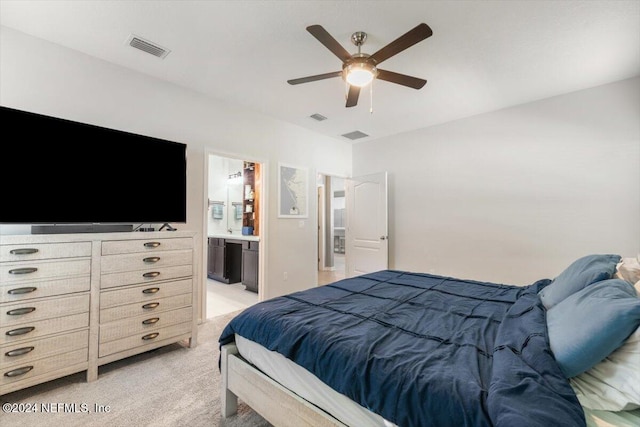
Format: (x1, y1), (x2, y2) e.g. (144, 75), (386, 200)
(206, 279), (258, 319)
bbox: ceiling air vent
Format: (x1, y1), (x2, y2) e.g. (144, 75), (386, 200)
(341, 130), (369, 141)
(126, 34), (171, 59)
(310, 113), (327, 122)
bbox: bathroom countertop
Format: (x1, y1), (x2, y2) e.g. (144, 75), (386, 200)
(208, 233), (260, 242)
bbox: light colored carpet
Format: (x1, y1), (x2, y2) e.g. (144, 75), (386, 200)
(1, 311), (271, 427)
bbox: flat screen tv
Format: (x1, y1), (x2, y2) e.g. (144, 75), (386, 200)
(0, 106), (187, 233)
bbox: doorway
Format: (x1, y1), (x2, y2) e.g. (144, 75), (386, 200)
(205, 154), (261, 318)
(317, 174), (346, 285)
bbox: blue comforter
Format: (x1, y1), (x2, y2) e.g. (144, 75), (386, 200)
(219, 270), (585, 426)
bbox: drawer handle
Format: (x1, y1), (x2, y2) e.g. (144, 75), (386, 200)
(8, 287), (38, 295)
(6, 326), (35, 336)
(7, 307), (36, 316)
(142, 271), (161, 278)
(8, 267), (38, 275)
(141, 332), (159, 341)
(5, 346), (35, 357)
(142, 302), (160, 309)
(142, 287), (160, 294)
(9, 248), (39, 255)
(142, 317), (160, 325)
(4, 366), (34, 378)
(143, 256), (161, 263)
(144, 242), (161, 248)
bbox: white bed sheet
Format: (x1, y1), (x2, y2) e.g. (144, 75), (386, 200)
(235, 334), (640, 427)
(235, 334), (396, 427)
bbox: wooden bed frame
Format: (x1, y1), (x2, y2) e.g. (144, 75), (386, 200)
(221, 343), (640, 427)
(221, 343), (347, 427)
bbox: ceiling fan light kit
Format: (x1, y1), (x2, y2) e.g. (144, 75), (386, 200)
(288, 23), (432, 108)
(344, 58), (377, 87)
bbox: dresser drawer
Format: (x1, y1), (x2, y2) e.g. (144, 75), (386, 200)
(101, 249), (192, 274)
(1, 330), (89, 368)
(0, 242), (91, 263)
(99, 321), (192, 358)
(0, 276), (90, 303)
(99, 278), (192, 308)
(1, 294), (89, 327)
(100, 292), (191, 323)
(1, 348), (88, 387)
(99, 307), (192, 343)
(100, 265), (192, 289)
(1, 313), (89, 346)
(0, 259), (90, 284)
(102, 238), (193, 255)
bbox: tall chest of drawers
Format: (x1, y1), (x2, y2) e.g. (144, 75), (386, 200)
(0, 241), (91, 395)
(0, 231), (197, 395)
(98, 237), (194, 364)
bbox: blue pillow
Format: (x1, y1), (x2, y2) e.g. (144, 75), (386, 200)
(539, 254), (621, 309)
(547, 279), (640, 378)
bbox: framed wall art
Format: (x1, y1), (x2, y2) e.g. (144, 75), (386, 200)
(278, 163), (308, 218)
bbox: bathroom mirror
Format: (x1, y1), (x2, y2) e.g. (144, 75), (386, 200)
(226, 170), (243, 232)
(208, 155), (244, 235)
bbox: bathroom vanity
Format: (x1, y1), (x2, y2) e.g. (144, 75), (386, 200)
(207, 234), (259, 293)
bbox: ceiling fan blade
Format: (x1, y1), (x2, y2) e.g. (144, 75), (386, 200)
(369, 23), (433, 65)
(345, 85), (360, 107)
(287, 71), (342, 85)
(306, 25), (352, 63)
(376, 69), (426, 89)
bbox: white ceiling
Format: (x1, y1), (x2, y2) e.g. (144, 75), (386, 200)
(1, 1), (639, 143)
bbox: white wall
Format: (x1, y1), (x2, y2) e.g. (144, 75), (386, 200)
(353, 77), (640, 285)
(0, 26), (352, 305)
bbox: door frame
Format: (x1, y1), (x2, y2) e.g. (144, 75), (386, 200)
(201, 149), (268, 321)
(317, 184), (327, 272)
(316, 173), (347, 282)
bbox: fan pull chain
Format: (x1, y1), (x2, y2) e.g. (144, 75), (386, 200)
(370, 80), (374, 114)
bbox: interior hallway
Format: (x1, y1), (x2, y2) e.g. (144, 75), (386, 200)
(318, 253), (346, 285)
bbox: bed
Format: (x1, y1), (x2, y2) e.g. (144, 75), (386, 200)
(219, 255), (640, 427)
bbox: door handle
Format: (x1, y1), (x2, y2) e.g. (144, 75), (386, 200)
(380, 236), (388, 240)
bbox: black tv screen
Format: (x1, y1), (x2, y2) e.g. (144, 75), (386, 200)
(0, 106), (187, 228)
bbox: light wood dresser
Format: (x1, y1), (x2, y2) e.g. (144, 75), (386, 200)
(0, 231), (197, 395)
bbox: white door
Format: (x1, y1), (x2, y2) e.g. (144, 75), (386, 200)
(345, 172), (388, 278)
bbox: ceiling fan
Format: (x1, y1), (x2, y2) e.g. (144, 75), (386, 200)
(287, 23), (433, 108)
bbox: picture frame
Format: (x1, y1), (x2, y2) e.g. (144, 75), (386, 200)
(278, 163), (308, 218)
